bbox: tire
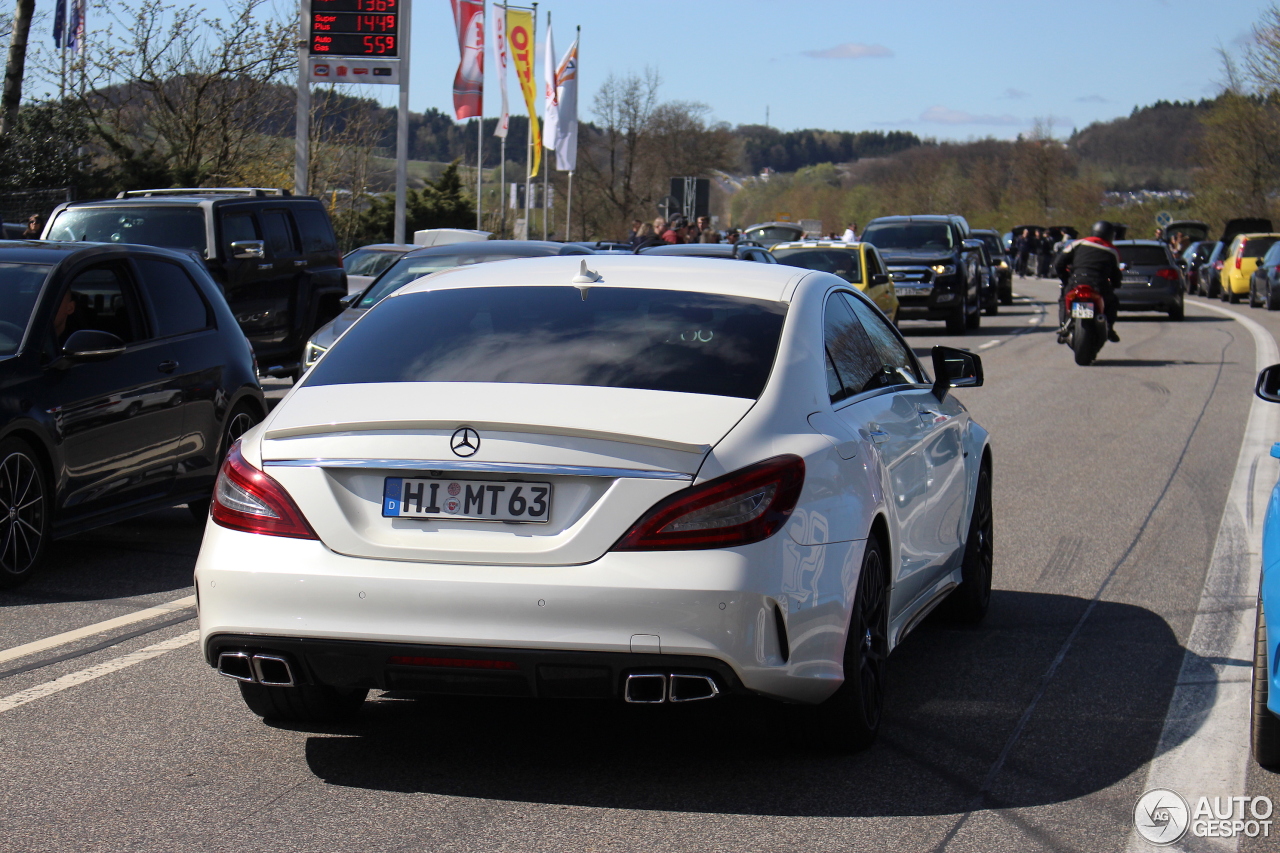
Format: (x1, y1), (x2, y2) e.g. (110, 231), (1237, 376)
(945, 300), (967, 335)
(1251, 600), (1280, 769)
(1072, 320), (1099, 366)
(965, 290), (981, 329)
(189, 403), (262, 523)
(984, 294), (999, 316)
(945, 464), (993, 623)
(239, 682), (368, 724)
(1168, 297), (1184, 321)
(1268, 283), (1280, 311)
(1000, 284), (1013, 306)
(1228, 282), (1241, 304)
(810, 537), (889, 752)
(0, 438), (51, 589)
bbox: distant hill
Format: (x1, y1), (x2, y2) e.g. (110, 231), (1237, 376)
(1068, 99), (1215, 191)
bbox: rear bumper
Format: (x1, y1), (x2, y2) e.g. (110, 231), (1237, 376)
(195, 524), (859, 705)
(1117, 287), (1181, 311)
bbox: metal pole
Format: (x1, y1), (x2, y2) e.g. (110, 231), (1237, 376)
(524, 2), (535, 240)
(541, 9), (549, 241)
(476, 116), (483, 231)
(394, 0), (412, 244)
(499, 136), (506, 237)
(565, 171), (572, 242)
(294, 0), (309, 196)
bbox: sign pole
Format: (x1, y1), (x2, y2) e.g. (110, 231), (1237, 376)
(394, 0), (411, 244)
(295, 0), (310, 196)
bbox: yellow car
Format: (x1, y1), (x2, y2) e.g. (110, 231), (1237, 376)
(1221, 233), (1280, 303)
(769, 240), (900, 322)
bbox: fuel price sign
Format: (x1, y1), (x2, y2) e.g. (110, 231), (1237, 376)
(309, 0), (400, 58)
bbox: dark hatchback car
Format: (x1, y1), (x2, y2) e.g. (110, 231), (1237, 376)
(0, 241), (265, 587)
(43, 189), (347, 379)
(861, 214), (983, 334)
(303, 240), (594, 370)
(1114, 240), (1185, 320)
(1182, 240), (1218, 295)
(637, 242), (778, 263)
(971, 229), (1013, 305)
(1249, 242), (1280, 310)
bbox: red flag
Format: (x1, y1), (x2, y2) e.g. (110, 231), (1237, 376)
(451, 0), (484, 120)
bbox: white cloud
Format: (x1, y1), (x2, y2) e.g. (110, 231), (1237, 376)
(1003, 88), (1030, 99)
(920, 105), (1022, 126)
(803, 43), (893, 59)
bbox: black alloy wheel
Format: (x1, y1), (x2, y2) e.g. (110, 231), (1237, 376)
(1251, 600), (1280, 768)
(0, 439), (50, 588)
(189, 404), (262, 522)
(946, 464), (994, 622)
(813, 537), (889, 752)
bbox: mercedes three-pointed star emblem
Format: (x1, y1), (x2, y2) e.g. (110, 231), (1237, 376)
(450, 426), (480, 457)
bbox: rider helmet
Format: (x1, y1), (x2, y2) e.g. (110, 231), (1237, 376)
(1090, 220), (1116, 242)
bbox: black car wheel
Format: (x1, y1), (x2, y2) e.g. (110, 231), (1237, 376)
(1251, 600), (1280, 769)
(1268, 282), (1280, 311)
(965, 288), (981, 330)
(945, 293), (967, 335)
(1168, 296), (1185, 321)
(189, 403), (263, 522)
(999, 282), (1013, 306)
(945, 464), (993, 623)
(0, 438), (50, 589)
(811, 537), (889, 752)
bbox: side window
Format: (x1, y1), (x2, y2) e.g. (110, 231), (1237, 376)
(260, 210), (299, 258)
(864, 248), (882, 278)
(841, 291), (921, 387)
(824, 292), (879, 403)
(221, 212), (258, 256)
(135, 258), (212, 337)
(57, 265), (142, 345)
(292, 208), (338, 254)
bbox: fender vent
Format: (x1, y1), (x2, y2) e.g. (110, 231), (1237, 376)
(772, 602), (791, 663)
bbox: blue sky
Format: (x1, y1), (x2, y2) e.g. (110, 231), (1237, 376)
(48, 0), (1273, 140)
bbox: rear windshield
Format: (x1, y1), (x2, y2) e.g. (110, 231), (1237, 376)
(1117, 245), (1173, 266)
(772, 248), (862, 283)
(47, 207), (207, 254)
(344, 248), (405, 277)
(0, 263), (49, 355)
(977, 235), (1003, 256)
(1242, 237), (1280, 258)
(862, 223), (954, 251)
(746, 226), (802, 242)
(358, 252), (529, 308)
(306, 286), (787, 400)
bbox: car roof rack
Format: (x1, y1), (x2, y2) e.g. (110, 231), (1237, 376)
(114, 188), (291, 199)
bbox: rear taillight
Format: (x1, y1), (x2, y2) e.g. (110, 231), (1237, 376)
(211, 443), (318, 539)
(1155, 268), (1179, 280)
(612, 455), (805, 551)
(1236, 255), (1243, 270)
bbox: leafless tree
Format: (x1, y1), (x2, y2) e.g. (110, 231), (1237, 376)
(1, 0), (33, 134)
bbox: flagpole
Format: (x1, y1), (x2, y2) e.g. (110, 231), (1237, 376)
(566, 171), (572, 241)
(564, 24), (579, 242)
(542, 9), (550, 241)
(500, 2), (507, 238)
(524, 2), (535, 240)
(476, 115), (483, 231)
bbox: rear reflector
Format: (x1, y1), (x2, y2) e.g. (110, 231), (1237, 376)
(388, 656), (520, 671)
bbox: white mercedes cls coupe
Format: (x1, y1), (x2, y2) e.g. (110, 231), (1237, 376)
(196, 255), (992, 750)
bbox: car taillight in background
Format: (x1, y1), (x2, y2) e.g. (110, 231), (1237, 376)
(612, 455), (805, 551)
(211, 443), (318, 539)
(1215, 261), (1225, 270)
(1155, 268), (1180, 281)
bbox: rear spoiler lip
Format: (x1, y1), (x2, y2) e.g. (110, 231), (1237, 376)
(262, 420), (712, 455)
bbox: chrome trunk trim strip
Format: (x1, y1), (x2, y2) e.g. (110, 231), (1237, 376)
(262, 458), (694, 480)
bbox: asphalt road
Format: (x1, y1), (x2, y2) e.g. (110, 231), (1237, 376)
(1, 278), (1278, 852)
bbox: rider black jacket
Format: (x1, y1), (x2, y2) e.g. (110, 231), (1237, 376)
(1052, 237), (1121, 291)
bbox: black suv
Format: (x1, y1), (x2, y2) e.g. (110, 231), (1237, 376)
(42, 188), (347, 378)
(860, 215), (983, 333)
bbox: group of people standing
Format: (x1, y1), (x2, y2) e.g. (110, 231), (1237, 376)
(1012, 227), (1074, 278)
(628, 215), (732, 250)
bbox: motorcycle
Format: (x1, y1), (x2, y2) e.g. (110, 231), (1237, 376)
(1058, 282), (1109, 365)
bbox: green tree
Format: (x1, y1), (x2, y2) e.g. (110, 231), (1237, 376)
(339, 161), (476, 249)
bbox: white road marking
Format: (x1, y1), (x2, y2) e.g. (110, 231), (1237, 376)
(1126, 300), (1279, 852)
(977, 340), (1000, 350)
(0, 595), (196, 667)
(1027, 315), (1042, 325)
(0, 630), (199, 715)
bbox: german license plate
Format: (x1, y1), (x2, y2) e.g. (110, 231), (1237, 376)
(1122, 274), (1147, 284)
(1071, 302), (1095, 319)
(897, 286), (928, 296)
(382, 477), (552, 523)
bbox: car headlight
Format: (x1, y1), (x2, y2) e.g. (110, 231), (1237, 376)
(930, 264), (956, 276)
(998, 260), (1009, 269)
(303, 341), (328, 369)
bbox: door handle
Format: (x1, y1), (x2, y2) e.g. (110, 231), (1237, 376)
(869, 430), (890, 444)
(157, 360), (179, 373)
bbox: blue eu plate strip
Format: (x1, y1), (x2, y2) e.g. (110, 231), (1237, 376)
(383, 477), (403, 517)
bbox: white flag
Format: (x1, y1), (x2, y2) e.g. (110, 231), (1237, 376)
(492, 4), (509, 138)
(554, 37), (579, 171)
(542, 19), (558, 150)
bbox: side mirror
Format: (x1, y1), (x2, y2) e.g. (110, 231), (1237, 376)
(231, 240), (265, 260)
(871, 273), (890, 286)
(931, 345), (983, 401)
(961, 239), (982, 253)
(339, 292), (360, 308)
(59, 329), (125, 366)
(1256, 364), (1280, 403)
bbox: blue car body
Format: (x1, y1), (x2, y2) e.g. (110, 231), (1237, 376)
(1261, 442), (1280, 718)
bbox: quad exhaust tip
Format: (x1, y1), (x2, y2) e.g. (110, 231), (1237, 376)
(624, 672), (719, 704)
(217, 652), (295, 687)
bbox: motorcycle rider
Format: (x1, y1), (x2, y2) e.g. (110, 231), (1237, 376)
(1054, 220), (1122, 344)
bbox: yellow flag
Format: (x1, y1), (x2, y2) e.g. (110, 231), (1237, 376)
(506, 9), (541, 177)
